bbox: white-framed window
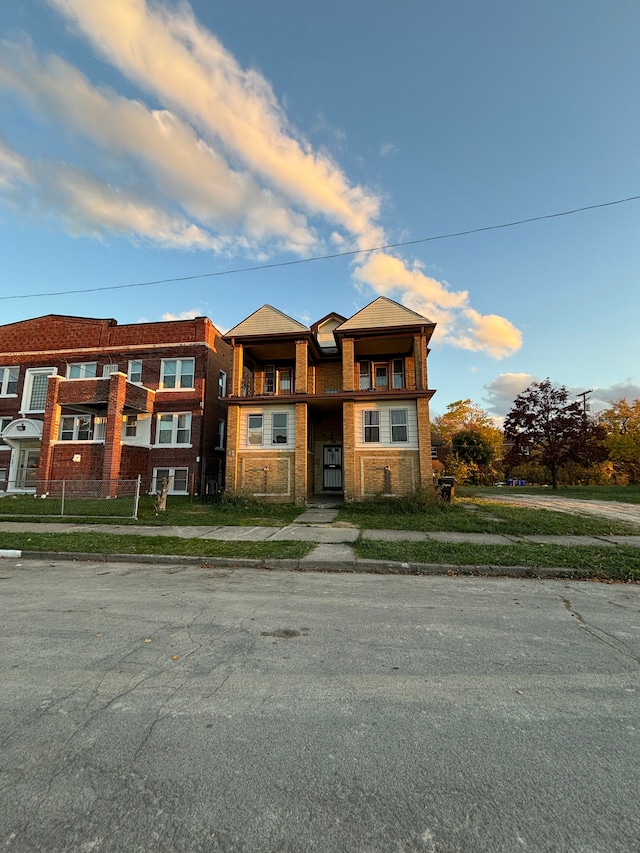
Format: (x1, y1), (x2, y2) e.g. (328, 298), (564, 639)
(218, 370), (227, 397)
(359, 361), (371, 391)
(21, 367), (56, 413)
(272, 412), (288, 444)
(102, 364), (119, 377)
(160, 358), (194, 390)
(0, 416), (12, 447)
(123, 415), (137, 437)
(156, 413), (191, 445)
(247, 413), (263, 445)
(152, 467), (189, 495)
(67, 362), (97, 379)
(94, 417), (106, 441)
(392, 359), (405, 389)
(60, 415), (93, 441)
(128, 360), (143, 384)
(363, 410), (380, 443)
(390, 408), (408, 442)
(0, 367), (18, 397)
(216, 419), (225, 450)
(264, 365), (293, 395)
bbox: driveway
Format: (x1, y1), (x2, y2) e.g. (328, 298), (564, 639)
(487, 492), (640, 526)
(1, 559), (639, 852)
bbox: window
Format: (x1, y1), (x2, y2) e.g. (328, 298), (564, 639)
(0, 367), (18, 396)
(216, 419), (225, 450)
(359, 362), (371, 391)
(264, 365), (276, 394)
(157, 413), (191, 445)
(0, 417), (12, 447)
(153, 467), (189, 495)
(102, 364), (119, 377)
(431, 446), (439, 460)
(264, 365), (292, 394)
(94, 417), (106, 441)
(218, 370), (227, 397)
(247, 414), (263, 445)
(374, 364), (388, 390)
(21, 367), (56, 413)
(67, 362), (97, 379)
(392, 359), (405, 389)
(272, 412), (288, 444)
(363, 410), (380, 443)
(128, 360), (143, 384)
(160, 358), (194, 389)
(60, 415), (93, 441)
(390, 409), (408, 442)
(123, 415), (137, 437)
(278, 368), (292, 394)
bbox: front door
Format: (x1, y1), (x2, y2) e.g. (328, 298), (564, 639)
(323, 445), (343, 490)
(16, 448), (40, 490)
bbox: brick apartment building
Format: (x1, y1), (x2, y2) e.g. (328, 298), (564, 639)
(0, 314), (231, 495)
(224, 296), (436, 504)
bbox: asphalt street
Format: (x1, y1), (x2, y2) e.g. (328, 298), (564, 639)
(1, 559), (639, 852)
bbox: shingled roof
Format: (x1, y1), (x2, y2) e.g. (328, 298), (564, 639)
(225, 305), (310, 338)
(336, 296), (433, 332)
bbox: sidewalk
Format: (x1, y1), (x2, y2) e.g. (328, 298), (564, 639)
(1, 504), (639, 575)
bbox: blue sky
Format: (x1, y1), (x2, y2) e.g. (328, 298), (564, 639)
(1, 0), (639, 417)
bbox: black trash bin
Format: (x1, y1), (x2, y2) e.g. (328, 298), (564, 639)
(437, 476), (455, 502)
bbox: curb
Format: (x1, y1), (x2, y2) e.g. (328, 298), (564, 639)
(4, 550), (600, 579)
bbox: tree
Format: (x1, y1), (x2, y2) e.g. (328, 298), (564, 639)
(504, 379), (608, 489)
(598, 398), (640, 483)
(432, 399), (503, 483)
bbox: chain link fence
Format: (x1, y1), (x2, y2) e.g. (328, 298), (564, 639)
(0, 477), (141, 519)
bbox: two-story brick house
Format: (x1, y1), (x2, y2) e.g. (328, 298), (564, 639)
(0, 315), (231, 495)
(223, 296), (436, 503)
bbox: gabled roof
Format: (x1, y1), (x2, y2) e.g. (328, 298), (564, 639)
(225, 305), (310, 338)
(336, 296), (434, 332)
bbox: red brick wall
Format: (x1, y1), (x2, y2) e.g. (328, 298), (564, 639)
(50, 443), (104, 480)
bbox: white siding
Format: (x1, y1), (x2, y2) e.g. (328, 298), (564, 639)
(354, 400), (418, 449)
(239, 405), (296, 450)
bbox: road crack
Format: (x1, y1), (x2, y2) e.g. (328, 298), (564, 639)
(557, 596), (640, 664)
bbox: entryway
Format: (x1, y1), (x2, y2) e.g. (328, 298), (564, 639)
(322, 444), (343, 491)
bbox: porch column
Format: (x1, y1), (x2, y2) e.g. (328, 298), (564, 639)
(294, 402), (308, 505)
(39, 375), (62, 486)
(231, 343), (244, 397)
(416, 397), (434, 491)
(225, 404), (241, 493)
(102, 372), (127, 495)
(342, 401), (356, 500)
(295, 340), (308, 393)
(341, 338), (355, 392)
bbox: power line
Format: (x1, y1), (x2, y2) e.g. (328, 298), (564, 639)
(2, 193), (639, 302)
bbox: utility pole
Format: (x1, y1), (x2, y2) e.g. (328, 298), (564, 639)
(576, 390), (593, 414)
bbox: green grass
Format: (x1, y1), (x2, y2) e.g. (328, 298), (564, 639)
(0, 531), (311, 560)
(354, 540), (640, 581)
(337, 496), (639, 535)
(464, 485), (640, 503)
(0, 494), (302, 527)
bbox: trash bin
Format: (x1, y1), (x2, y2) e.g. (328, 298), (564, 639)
(437, 476), (455, 502)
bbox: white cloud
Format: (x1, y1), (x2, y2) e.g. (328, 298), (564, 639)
(0, 0), (523, 358)
(379, 143), (398, 158)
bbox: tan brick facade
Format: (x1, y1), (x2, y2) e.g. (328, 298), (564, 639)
(220, 296), (437, 504)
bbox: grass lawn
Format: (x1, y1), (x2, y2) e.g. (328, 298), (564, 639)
(0, 531), (311, 560)
(464, 485), (640, 503)
(337, 497), (639, 535)
(0, 494), (302, 527)
(355, 540), (640, 581)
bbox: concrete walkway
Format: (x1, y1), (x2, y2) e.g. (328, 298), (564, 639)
(1, 506), (640, 574)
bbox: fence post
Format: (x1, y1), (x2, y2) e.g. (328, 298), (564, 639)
(133, 475), (141, 519)
(61, 480), (65, 517)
